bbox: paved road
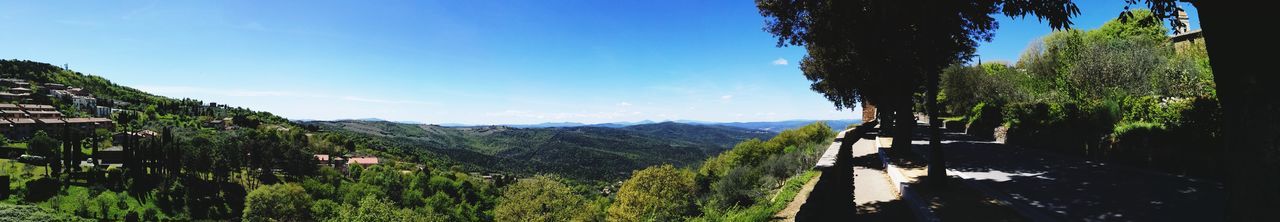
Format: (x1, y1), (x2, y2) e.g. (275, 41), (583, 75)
(852, 135), (898, 206)
(795, 126), (914, 221)
(911, 132), (1226, 221)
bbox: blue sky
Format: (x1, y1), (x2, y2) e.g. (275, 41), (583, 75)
(0, 1), (1198, 125)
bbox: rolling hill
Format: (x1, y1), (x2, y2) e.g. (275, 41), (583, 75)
(303, 120), (776, 180)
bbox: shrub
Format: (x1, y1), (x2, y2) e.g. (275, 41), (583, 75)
(243, 183), (313, 222)
(1109, 121), (1168, 166)
(709, 166), (763, 208)
(0, 203), (92, 222)
(23, 177), (59, 202)
(966, 103), (1003, 140)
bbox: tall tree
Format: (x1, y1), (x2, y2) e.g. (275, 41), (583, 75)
(1126, 1), (1278, 220)
(758, 0), (1077, 182)
(27, 131), (60, 177)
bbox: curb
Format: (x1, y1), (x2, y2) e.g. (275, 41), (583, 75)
(875, 134), (940, 222)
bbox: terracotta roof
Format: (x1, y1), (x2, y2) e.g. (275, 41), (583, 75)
(62, 118), (105, 124)
(348, 157), (379, 165)
(19, 104), (55, 110)
(8, 118), (36, 124)
(36, 119), (65, 124)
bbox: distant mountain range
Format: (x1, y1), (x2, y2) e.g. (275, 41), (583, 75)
(335, 119), (862, 132)
(302, 120), (777, 180)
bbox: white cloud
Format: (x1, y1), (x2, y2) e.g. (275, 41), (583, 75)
(139, 85), (431, 105)
(772, 58), (789, 66)
(720, 95), (733, 100)
(340, 96), (432, 105)
(616, 102), (632, 107)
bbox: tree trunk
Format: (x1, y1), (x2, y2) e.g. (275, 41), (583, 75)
(1192, 2), (1280, 221)
(891, 96), (914, 154)
(880, 102), (895, 136)
(927, 70), (945, 182)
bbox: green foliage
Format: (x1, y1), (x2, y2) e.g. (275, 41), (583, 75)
(243, 183), (313, 222)
(607, 165), (696, 222)
(1087, 10), (1168, 43)
(956, 10), (1224, 180)
(306, 121), (774, 181)
(0, 203), (92, 222)
(493, 175), (589, 222)
(309, 199), (341, 221)
(339, 181), (385, 206)
(332, 196), (441, 222)
(709, 166), (763, 208)
(25, 131), (59, 175)
(1112, 121), (1166, 138)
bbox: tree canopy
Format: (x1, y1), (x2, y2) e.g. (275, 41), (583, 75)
(243, 183), (313, 222)
(607, 164), (696, 222)
(493, 175), (587, 222)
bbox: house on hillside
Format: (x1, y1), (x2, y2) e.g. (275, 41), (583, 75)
(314, 154), (347, 168)
(97, 146), (126, 165)
(42, 83), (66, 90)
(347, 156), (379, 167)
(0, 79), (28, 88)
(0, 103), (115, 139)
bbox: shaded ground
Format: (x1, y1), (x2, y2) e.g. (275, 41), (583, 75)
(910, 130), (1226, 221)
(795, 126), (914, 221)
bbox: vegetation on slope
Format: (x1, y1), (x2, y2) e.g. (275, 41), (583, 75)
(489, 122), (835, 221)
(303, 120), (775, 181)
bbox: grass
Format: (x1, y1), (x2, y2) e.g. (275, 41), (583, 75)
(1, 159), (48, 196)
(691, 170), (820, 222)
(1, 159), (171, 221)
(5, 142), (28, 149)
(940, 116), (966, 122)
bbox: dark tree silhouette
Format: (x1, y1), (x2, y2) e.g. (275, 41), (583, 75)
(763, 0), (1276, 219)
(758, 0), (1077, 182)
(1125, 1), (1278, 220)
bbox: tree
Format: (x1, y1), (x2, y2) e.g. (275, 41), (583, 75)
(243, 183), (313, 222)
(493, 175), (586, 222)
(758, 0), (1078, 183)
(1123, 1), (1279, 220)
(28, 131), (60, 176)
(607, 165), (695, 222)
(334, 195), (440, 222)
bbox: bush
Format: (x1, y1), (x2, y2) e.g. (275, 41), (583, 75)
(23, 178), (60, 202)
(709, 166), (763, 208)
(1109, 121), (1167, 166)
(0, 203), (92, 222)
(966, 103), (1003, 140)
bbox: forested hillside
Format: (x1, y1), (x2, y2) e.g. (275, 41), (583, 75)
(302, 120), (775, 181)
(0, 60), (503, 221)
